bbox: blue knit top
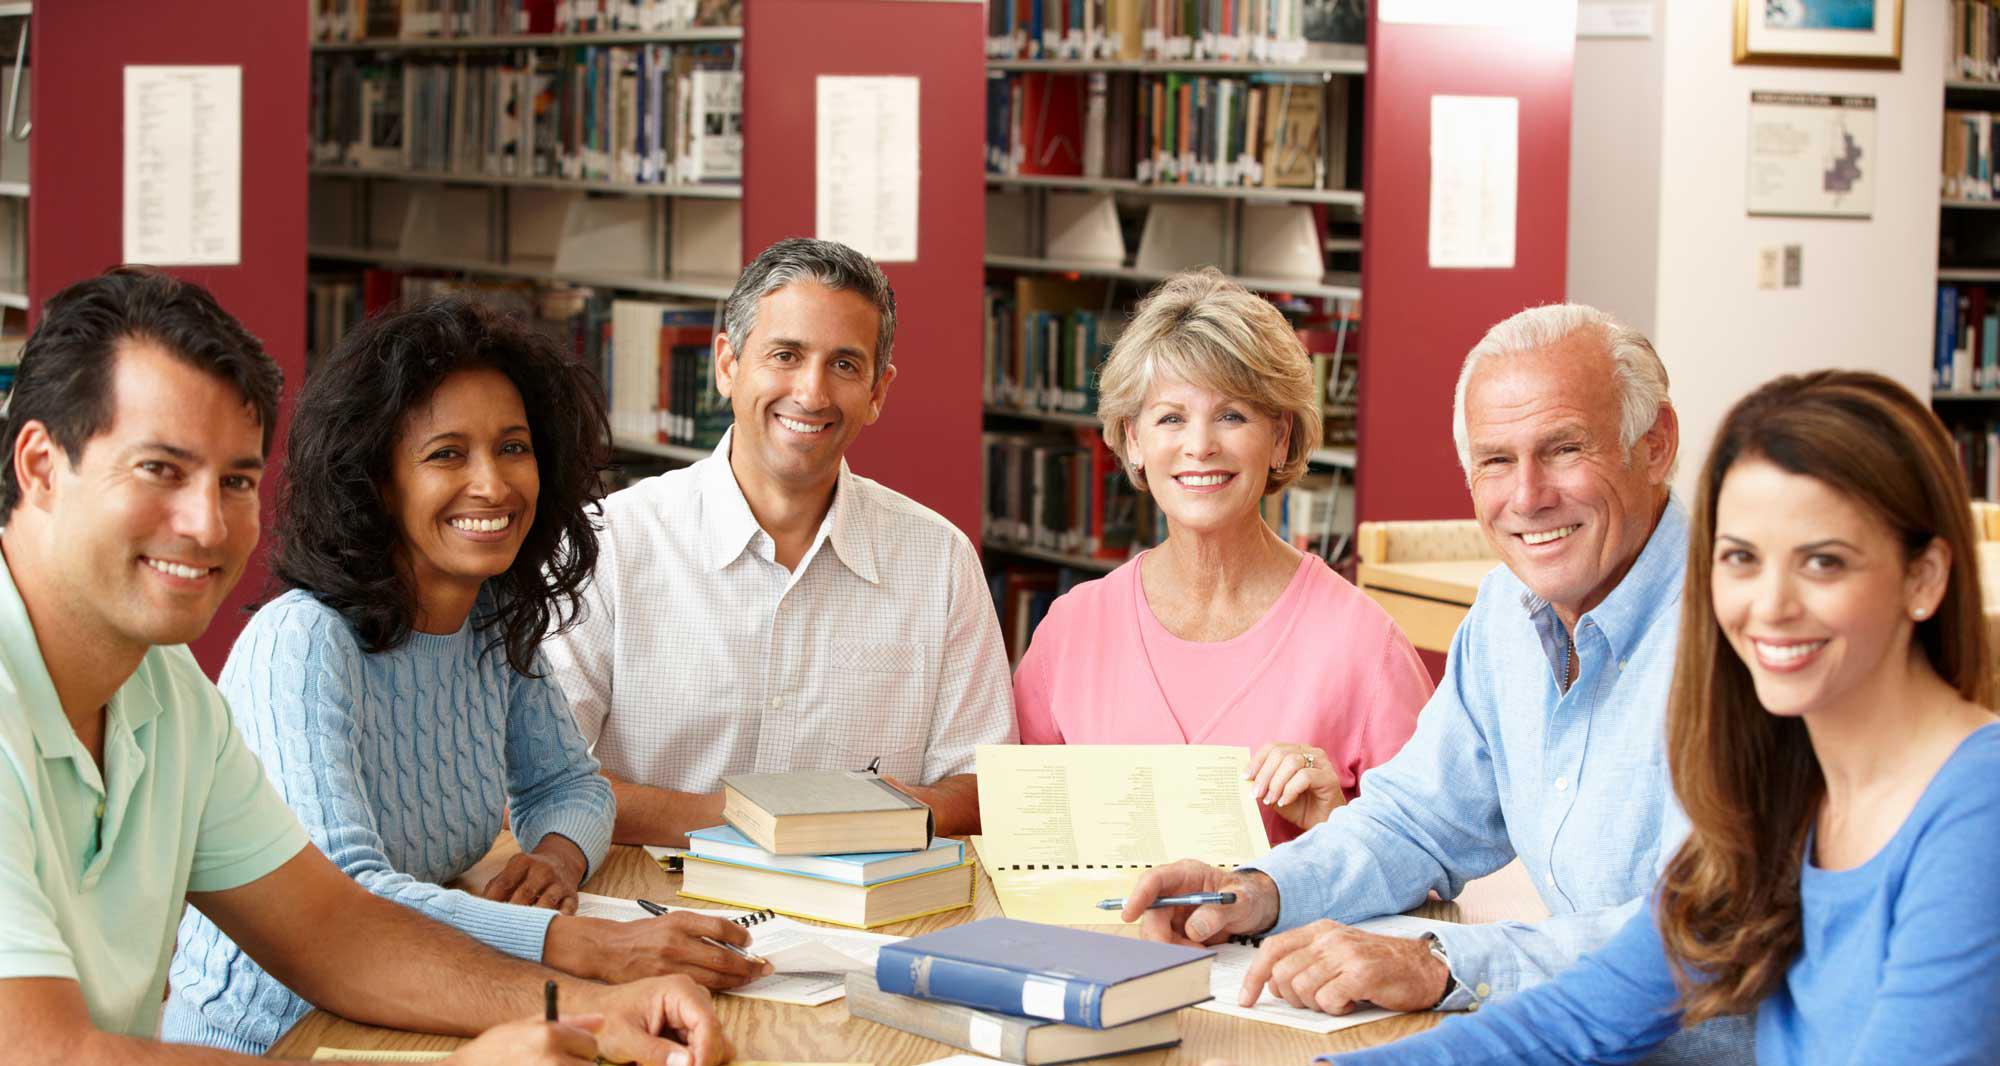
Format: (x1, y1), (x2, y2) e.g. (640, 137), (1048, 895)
(161, 589), (614, 1054)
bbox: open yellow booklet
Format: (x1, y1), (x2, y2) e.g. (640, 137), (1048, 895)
(971, 744), (1272, 924)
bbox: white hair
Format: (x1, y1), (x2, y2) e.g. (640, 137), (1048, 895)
(1451, 303), (1672, 480)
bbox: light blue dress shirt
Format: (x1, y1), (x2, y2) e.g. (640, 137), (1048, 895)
(1247, 498), (1748, 1063)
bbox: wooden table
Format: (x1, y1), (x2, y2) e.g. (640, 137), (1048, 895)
(1356, 559), (1498, 653)
(267, 843), (1545, 1063)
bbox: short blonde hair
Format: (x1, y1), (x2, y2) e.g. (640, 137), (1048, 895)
(1096, 269), (1322, 496)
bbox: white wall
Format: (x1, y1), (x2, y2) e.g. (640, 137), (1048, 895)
(1650, 0), (1944, 498)
(1566, 2), (1666, 337)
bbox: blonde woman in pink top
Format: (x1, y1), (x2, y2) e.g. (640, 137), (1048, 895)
(1013, 269), (1433, 845)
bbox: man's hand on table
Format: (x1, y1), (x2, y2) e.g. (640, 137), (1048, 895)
(545, 910), (771, 988)
(1120, 860), (1282, 945)
(444, 1015), (604, 1066)
(572, 974), (733, 1066)
(1239, 920), (1450, 1015)
(481, 834), (589, 913)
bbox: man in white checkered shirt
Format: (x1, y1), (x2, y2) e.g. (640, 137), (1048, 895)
(545, 238), (1016, 847)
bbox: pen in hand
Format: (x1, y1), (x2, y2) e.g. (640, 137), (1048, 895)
(1096, 892), (1238, 910)
(544, 978), (558, 1022)
(635, 898), (769, 965)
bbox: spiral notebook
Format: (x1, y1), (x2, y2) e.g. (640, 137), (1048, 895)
(971, 745), (1271, 924)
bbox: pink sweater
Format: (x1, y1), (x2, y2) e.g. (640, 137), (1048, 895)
(1013, 552), (1433, 844)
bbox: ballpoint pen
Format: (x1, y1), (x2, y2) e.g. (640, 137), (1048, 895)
(1094, 891), (1238, 910)
(544, 979), (558, 1022)
(636, 898), (769, 965)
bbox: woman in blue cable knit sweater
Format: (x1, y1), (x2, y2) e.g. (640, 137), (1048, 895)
(1256, 372), (2000, 1065)
(164, 298), (767, 1055)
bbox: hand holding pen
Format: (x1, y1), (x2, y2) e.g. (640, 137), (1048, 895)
(1115, 859), (1284, 948)
(553, 901), (769, 989)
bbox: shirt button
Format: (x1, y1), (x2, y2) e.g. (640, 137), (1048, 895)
(768, 696), (781, 709)
(1618, 659), (1627, 672)
(94, 800), (105, 820)
(1475, 982), (1491, 998)
(1553, 776), (1568, 792)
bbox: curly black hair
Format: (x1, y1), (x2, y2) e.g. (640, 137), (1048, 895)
(273, 297), (609, 675)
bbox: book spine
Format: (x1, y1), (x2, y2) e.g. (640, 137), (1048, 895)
(844, 975), (1033, 1063)
(875, 947), (1108, 1029)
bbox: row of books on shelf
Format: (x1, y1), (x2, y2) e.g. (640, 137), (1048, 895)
(311, 45), (741, 185)
(1952, 0), (2000, 83)
(313, 0), (741, 42)
(1943, 109), (2000, 202)
(1949, 418), (2000, 503)
(987, 69), (1349, 191)
(1936, 283), (2000, 392)
(985, 0), (1319, 63)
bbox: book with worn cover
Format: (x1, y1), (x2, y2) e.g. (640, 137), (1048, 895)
(687, 825), (965, 886)
(721, 770), (933, 854)
(843, 970), (1180, 1064)
(874, 918), (1213, 1029)
(678, 855), (975, 930)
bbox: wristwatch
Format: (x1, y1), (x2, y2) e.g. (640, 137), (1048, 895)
(1419, 932), (1460, 1010)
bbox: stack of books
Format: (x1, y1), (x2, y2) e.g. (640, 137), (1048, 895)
(847, 918), (1212, 1064)
(677, 771), (976, 929)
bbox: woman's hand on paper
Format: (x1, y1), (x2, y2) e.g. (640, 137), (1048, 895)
(546, 911), (771, 988)
(1121, 860), (1281, 946)
(445, 1014), (603, 1066)
(1246, 742), (1346, 830)
(482, 835), (589, 913)
(1239, 919), (1450, 1015)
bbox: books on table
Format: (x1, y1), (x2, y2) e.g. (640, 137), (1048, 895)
(845, 970), (1180, 1064)
(875, 918), (1213, 1029)
(688, 825), (966, 885)
(679, 854), (976, 930)
(721, 769), (934, 855)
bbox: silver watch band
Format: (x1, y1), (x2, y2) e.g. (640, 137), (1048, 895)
(1420, 932), (1459, 1010)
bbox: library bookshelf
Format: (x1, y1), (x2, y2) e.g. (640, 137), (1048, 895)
(1936, 28), (2000, 499)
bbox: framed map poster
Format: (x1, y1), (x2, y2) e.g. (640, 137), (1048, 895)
(1745, 91), (1875, 219)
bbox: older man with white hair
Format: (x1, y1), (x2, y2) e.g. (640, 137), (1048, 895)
(1121, 304), (1750, 1062)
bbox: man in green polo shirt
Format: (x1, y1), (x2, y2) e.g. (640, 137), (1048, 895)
(0, 268), (729, 1066)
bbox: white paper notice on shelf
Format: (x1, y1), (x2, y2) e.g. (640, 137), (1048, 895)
(123, 66), (242, 266)
(1578, 0), (1653, 37)
(816, 75), (919, 263)
(1428, 95), (1517, 270)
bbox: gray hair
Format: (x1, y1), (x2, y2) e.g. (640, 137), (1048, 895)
(721, 238), (898, 381)
(1451, 303), (1672, 479)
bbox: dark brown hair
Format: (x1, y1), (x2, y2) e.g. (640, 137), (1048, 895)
(1657, 369), (1992, 1022)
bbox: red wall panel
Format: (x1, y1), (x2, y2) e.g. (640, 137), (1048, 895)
(743, 0), (985, 541)
(1358, 16), (1574, 523)
(30, 2), (308, 674)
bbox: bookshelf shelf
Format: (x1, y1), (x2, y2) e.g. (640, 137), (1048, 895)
(1310, 445), (1356, 469)
(990, 58), (1364, 76)
(984, 404), (1102, 427)
(0, 3), (29, 17)
(306, 245), (735, 300)
(1940, 267), (2000, 282)
(312, 28), (743, 52)
(309, 165), (741, 200)
(1943, 198), (2000, 210)
(609, 435), (711, 462)
(983, 539), (1124, 573)
(0, 289), (27, 311)
(0, 182), (25, 198)
(1934, 390), (2000, 400)
(987, 173), (1361, 207)
(985, 254), (1361, 302)
(1948, 78), (2000, 93)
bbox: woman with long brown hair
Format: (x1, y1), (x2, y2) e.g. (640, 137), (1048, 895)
(1320, 370), (2000, 1064)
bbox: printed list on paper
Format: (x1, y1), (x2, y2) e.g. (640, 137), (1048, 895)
(1428, 95), (1517, 270)
(816, 75), (920, 263)
(123, 66), (242, 266)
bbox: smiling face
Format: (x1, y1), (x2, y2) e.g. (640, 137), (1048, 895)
(1463, 337), (1675, 621)
(1711, 457), (1946, 719)
(1124, 372), (1290, 536)
(26, 339), (265, 656)
(380, 367), (539, 618)
(716, 281), (895, 497)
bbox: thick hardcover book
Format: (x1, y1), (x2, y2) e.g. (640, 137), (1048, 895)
(678, 855), (975, 930)
(721, 770), (934, 855)
(843, 971), (1180, 1065)
(874, 918), (1212, 1030)
(687, 825), (965, 886)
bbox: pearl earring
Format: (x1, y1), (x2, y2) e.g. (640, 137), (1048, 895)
(1912, 606), (1929, 620)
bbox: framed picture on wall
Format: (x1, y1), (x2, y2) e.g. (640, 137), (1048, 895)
(1734, 0), (1902, 69)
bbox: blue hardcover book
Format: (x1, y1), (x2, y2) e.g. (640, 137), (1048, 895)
(1941, 285), (1960, 390)
(875, 918), (1213, 1030)
(686, 825), (965, 886)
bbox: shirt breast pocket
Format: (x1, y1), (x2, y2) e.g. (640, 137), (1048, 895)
(830, 639), (930, 778)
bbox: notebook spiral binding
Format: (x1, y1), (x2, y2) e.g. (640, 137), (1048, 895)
(997, 862), (1160, 871)
(733, 909), (777, 927)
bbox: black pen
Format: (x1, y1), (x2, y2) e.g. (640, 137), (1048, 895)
(636, 898), (768, 965)
(860, 756), (882, 774)
(544, 978), (557, 1023)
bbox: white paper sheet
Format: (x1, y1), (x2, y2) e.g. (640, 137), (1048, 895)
(1578, 0), (1653, 37)
(815, 75), (920, 263)
(123, 66), (241, 266)
(1195, 913), (1457, 1033)
(1428, 95), (1518, 270)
